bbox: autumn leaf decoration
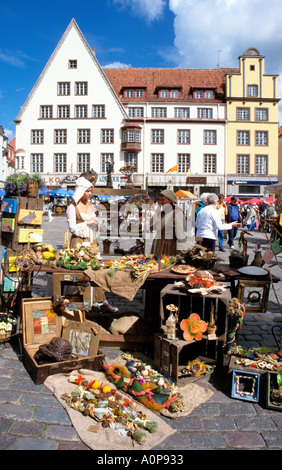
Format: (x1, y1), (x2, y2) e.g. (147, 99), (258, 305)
(180, 313), (207, 341)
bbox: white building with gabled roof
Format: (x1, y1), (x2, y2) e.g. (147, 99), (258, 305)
(15, 19), (128, 188)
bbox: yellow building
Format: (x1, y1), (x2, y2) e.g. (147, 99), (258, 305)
(226, 48), (279, 198)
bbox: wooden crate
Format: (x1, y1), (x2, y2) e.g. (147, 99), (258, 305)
(237, 280), (270, 312)
(160, 285), (229, 343)
(154, 333), (216, 384)
(52, 272), (91, 310)
(22, 297), (104, 384)
(1, 197), (44, 250)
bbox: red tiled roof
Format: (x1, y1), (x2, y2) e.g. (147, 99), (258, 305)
(104, 67), (239, 103)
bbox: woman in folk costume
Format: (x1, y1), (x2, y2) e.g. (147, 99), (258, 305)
(66, 176), (118, 313)
(66, 176), (99, 248)
(150, 189), (190, 257)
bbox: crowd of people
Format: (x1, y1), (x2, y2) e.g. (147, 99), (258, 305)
(195, 193), (277, 252)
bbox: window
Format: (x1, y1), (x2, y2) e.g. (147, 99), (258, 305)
(151, 153), (164, 172)
(195, 90), (203, 98)
(124, 88), (145, 98)
(16, 156), (25, 170)
(170, 90), (179, 98)
(159, 89), (179, 98)
(78, 129), (90, 144)
(255, 155), (268, 175)
(151, 107), (167, 118)
(54, 153), (66, 172)
(205, 90), (214, 99)
(237, 131), (250, 146)
(40, 105), (52, 119)
(122, 128), (141, 143)
(174, 107), (190, 118)
(237, 107), (250, 120)
(125, 153), (138, 170)
(135, 89), (144, 97)
(151, 129), (164, 144)
(58, 82), (70, 96)
(204, 154), (216, 173)
(58, 105), (70, 119)
(31, 130), (44, 144)
(31, 154), (43, 173)
(237, 155), (250, 174)
(255, 108), (268, 121)
(101, 129), (114, 143)
(75, 82), (88, 95)
(78, 153), (90, 173)
(247, 84), (258, 96)
(197, 108), (213, 119)
(177, 154), (190, 173)
(101, 153), (114, 172)
(255, 131), (268, 146)
(128, 107), (144, 118)
(75, 105), (87, 118)
(54, 129), (67, 144)
(204, 130), (216, 145)
(93, 105), (105, 118)
(69, 59), (77, 68)
(177, 130), (190, 144)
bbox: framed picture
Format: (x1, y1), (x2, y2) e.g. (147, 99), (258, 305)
(1, 198), (17, 214)
(1, 218), (15, 233)
(62, 321), (100, 357)
(22, 297), (62, 346)
(18, 228), (44, 243)
(18, 209), (43, 225)
(3, 276), (20, 292)
(8, 256), (22, 273)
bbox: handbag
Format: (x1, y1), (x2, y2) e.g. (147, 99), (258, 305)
(270, 232), (282, 255)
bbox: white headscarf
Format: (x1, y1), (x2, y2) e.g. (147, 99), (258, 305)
(72, 177), (93, 204)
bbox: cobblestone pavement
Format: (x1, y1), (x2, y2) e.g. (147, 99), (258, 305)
(0, 215), (282, 451)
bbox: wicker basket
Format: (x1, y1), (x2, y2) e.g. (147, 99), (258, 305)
(27, 181), (39, 198)
(0, 330), (13, 342)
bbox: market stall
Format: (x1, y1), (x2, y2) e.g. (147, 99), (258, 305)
(1, 182), (282, 443)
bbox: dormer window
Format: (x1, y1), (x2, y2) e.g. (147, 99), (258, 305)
(193, 89), (214, 99)
(123, 87), (146, 98)
(158, 89), (180, 98)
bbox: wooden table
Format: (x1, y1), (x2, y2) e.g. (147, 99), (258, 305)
(33, 262), (280, 334)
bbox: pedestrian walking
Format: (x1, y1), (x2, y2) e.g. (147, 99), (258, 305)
(216, 194), (228, 251)
(48, 202), (53, 222)
(195, 193), (241, 252)
(226, 196), (242, 248)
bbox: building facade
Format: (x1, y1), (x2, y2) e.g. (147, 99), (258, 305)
(14, 20), (279, 197)
(226, 48), (279, 197)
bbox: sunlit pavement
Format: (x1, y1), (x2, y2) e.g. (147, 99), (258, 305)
(0, 215), (282, 450)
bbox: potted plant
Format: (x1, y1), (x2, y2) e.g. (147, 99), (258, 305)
(102, 239), (112, 254)
(4, 173), (46, 197)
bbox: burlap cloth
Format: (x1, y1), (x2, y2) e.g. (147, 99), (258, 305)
(111, 354), (214, 419)
(44, 369), (176, 450)
(85, 268), (149, 301)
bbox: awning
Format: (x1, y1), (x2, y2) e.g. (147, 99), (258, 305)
(175, 190), (196, 198)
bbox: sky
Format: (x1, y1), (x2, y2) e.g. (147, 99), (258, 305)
(1, 0), (282, 141)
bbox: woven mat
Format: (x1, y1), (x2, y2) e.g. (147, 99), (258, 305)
(44, 369), (176, 451)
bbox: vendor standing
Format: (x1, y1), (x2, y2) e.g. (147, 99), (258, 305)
(66, 176), (118, 312)
(196, 193), (241, 252)
(66, 176), (98, 247)
(150, 189), (190, 257)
